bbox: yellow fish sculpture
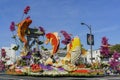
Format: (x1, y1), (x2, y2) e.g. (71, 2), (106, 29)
(63, 36), (81, 64)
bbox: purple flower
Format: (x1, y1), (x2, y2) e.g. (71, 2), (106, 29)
(100, 36), (110, 57)
(10, 22), (15, 32)
(46, 65), (53, 70)
(58, 67), (65, 71)
(22, 52), (32, 59)
(0, 60), (5, 71)
(101, 37), (109, 45)
(26, 16), (30, 19)
(112, 52), (120, 60)
(39, 26), (45, 36)
(39, 64), (53, 70)
(60, 30), (71, 45)
(109, 59), (119, 70)
(1, 49), (6, 58)
(33, 48), (36, 53)
(24, 6), (30, 14)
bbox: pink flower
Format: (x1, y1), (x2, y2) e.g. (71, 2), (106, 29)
(10, 21), (15, 32)
(24, 6), (30, 14)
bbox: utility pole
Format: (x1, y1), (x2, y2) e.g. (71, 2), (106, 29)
(81, 22), (94, 63)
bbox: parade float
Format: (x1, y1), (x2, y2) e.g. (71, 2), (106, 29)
(6, 6), (104, 77)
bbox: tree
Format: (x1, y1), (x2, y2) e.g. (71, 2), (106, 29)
(110, 44), (120, 54)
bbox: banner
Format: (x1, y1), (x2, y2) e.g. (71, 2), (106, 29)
(87, 33), (94, 45)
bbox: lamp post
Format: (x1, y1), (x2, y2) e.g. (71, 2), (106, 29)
(81, 22), (93, 63)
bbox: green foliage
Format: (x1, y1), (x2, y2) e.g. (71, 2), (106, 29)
(41, 46), (48, 51)
(38, 41), (44, 45)
(63, 46), (67, 50)
(18, 59), (27, 66)
(110, 44), (120, 54)
(12, 45), (19, 51)
(101, 63), (109, 68)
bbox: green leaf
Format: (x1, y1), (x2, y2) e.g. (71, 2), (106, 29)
(12, 45), (19, 51)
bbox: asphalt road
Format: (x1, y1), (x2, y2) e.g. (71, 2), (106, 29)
(0, 73), (120, 80)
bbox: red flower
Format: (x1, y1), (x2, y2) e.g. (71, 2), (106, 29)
(24, 6), (30, 14)
(73, 69), (90, 73)
(10, 21), (15, 32)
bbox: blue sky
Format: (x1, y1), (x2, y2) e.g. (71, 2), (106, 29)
(0, 0), (120, 50)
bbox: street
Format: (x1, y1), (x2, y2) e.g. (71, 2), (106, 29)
(0, 73), (120, 80)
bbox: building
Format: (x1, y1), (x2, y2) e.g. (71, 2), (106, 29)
(85, 49), (101, 63)
(0, 44), (16, 65)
